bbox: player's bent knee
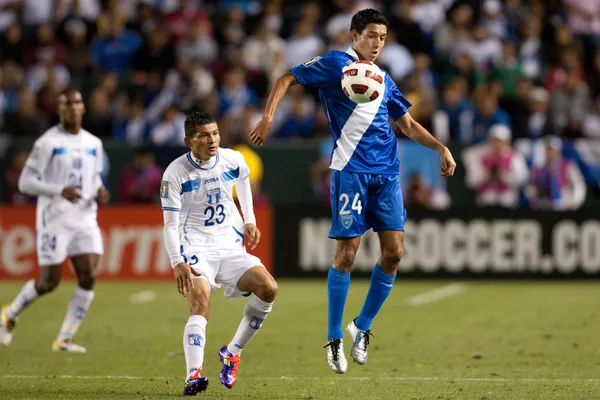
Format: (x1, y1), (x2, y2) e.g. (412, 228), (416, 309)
(382, 246), (403, 266)
(35, 277), (60, 294)
(77, 274), (95, 291)
(334, 247), (357, 271)
(255, 278), (278, 303)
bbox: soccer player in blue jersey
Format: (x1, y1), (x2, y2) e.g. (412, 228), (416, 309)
(250, 9), (456, 374)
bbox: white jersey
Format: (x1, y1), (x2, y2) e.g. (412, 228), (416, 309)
(161, 148), (255, 266)
(19, 125), (104, 230)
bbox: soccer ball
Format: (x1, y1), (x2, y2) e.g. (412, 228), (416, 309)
(341, 61), (385, 104)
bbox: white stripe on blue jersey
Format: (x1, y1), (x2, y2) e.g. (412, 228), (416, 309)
(290, 47), (412, 175)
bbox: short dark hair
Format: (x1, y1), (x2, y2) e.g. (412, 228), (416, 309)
(350, 9), (388, 34)
(184, 111), (217, 137)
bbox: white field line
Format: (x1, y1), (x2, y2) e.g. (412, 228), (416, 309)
(407, 283), (466, 306)
(2, 375), (600, 383)
(129, 290), (157, 304)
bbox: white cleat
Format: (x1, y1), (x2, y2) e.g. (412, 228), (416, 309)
(324, 338), (348, 374)
(0, 306), (15, 346)
(346, 320), (372, 365)
(52, 339), (87, 353)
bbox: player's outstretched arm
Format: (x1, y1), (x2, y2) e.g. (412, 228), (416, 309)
(249, 71), (298, 146)
(395, 113), (457, 177)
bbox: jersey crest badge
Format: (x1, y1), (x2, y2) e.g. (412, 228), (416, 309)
(207, 188), (221, 204)
(303, 56), (322, 68)
(31, 146), (40, 159)
(341, 214), (353, 229)
(73, 158), (82, 169)
(160, 180), (169, 198)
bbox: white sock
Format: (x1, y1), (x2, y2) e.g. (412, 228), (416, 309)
(184, 315), (207, 379)
(56, 286), (95, 342)
(227, 294), (273, 356)
(7, 280), (39, 320)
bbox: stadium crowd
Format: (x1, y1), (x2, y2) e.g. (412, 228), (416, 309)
(1, 0), (599, 209)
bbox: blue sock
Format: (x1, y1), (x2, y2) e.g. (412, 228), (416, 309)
(327, 266), (350, 340)
(355, 264), (395, 331)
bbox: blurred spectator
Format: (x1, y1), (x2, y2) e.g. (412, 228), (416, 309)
(90, 15), (142, 75)
(3, 150), (34, 205)
(26, 48), (70, 95)
(0, 67), (18, 121)
(0, 24), (24, 65)
(434, 3), (473, 58)
(404, 172), (451, 210)
(176, 20), (218, 65)
(242, 20), (285, 74)
(273, 85), (315, 139)
(0, 0), (19, 35)
(545, 47), (585, 91)
(164, 0), (212, 43)
(219, 67), (259, 119)
(586, 49), (600, 99)
(482, 0), (509, 40)
(433, 80), (474, 144)
(526, 137), (587, 210)
(408, 0), (446, 39)
(149, 104), (186, 146)
(113, 97), (150, 144)
(455, 24), (502, 73)
(4, 88), (48, 137)
(464, 124), (528, 208)
(63, 19), (92, 76)
(25, 23), (67, 67)
(377, 29), (413, 82)
(389, 1), (428, 54)
(325, 0), (355, 41)
(119, 146), (163, 203)
(519, 17), (542, 79)
(502, 77), (531, 137)
(548, 68), (592, 137)
(82, 87), (113, 137)
(525, 86), (554, 138)
(403, 71), (435, 131)
(489, 41), (524, 100)
(164, 57), (216, 112)
(583, 97), (600, 138)
(132, 27), (176, 85)
(287, 19), (325, 69)
(471, 92), (511, 144)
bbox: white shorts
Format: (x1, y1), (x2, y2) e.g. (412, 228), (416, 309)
(37, 224), (103, 267)
(181, 246), (264, 298)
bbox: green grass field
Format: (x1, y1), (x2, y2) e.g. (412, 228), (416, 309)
(1, 279), (599, 399)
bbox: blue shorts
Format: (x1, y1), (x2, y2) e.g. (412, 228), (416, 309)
(329, 170), (407, 238)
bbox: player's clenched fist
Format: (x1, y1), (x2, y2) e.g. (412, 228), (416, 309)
(174, 262), (201, 297)
(244, 223), (261, 250)
(61, 186), (82, 202)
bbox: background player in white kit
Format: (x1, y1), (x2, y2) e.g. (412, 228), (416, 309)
(0, 89), (110, 352)
(161, 111), (278, 396)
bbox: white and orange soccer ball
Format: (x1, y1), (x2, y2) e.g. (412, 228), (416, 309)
(341, 60), (385, 104)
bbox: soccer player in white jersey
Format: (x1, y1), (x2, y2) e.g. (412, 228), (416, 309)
(0, 89), (110, 352)
(161, 111), (278, 396)
(250, 9), (457, 374)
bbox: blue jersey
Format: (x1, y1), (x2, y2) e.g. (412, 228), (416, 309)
(290, 47), (412, 175)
